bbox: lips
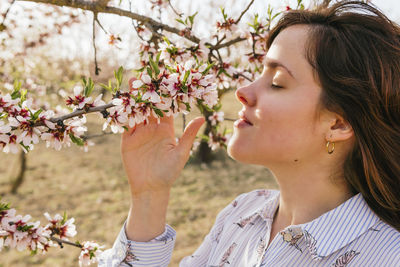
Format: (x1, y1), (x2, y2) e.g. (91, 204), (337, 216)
(238, 110), (253, 126)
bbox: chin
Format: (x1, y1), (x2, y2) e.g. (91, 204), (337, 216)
(227, 136), (252, 164)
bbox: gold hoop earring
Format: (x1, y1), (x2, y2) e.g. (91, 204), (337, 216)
(326, 141), (335, 154)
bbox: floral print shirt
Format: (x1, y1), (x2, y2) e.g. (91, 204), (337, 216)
(98, 190), (400, 266)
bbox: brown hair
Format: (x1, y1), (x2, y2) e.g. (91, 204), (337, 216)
(266, 0), (400, 231)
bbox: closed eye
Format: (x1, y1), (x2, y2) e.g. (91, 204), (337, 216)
(271, 83), (283, 89)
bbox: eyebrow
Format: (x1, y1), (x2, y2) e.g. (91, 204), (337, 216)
(265, 59), (296, 80)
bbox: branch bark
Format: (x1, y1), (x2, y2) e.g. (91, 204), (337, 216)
(235, 0), (255, 24)
(17, 0), (247, 50)
(33, 103), (114, 127)
(50, 236), (82, 248)
(17, 0), (201, 44)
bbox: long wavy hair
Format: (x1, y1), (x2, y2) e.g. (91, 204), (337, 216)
(266, 0), (400, 231)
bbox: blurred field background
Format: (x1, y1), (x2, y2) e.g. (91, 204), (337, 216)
(0, 90), (277, 267)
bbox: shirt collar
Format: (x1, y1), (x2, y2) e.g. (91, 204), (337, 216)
(254, 192), (381, 259)
(297, 193), (380, 258)
(255, 190), (280, 220)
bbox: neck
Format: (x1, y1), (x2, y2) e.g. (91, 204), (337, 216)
(271, 160), (354, 227)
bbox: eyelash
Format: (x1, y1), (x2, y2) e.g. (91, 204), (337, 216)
(271, 83), (283, 89)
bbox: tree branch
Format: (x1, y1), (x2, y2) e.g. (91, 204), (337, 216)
(17, 0), (248, 50)
(235, 0), (254, 24)
(92, 13), (100, 75)
(167, 0), (183, 17)
(17, 0), (201, 44)
(213, 36), (246, 50)
(1, 0), (16, 25)
(33, 103), (114, 127)
(50, 236), (82, 248)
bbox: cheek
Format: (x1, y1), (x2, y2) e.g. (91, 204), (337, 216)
(254, 99), (319, 155)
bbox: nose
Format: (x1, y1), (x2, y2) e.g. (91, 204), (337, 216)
(235, 84), (256, 107)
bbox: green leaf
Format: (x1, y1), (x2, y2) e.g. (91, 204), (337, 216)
(184, 102), (191, 112)
(165, 65), (176, 73)
(182, 70), (191, 84)
(176, 19), (186, 25)
(203, 103), (214, 112)
(149, 55), (160, 76)
(10, 90), (20, 100)
(0, 200), (10, 212)
(32, 109), (43, 120)
(272, 12), (281, 20)
(11, 80), (22, 100)
(197, 102), (204, 113)
(14, 80), (21, 91)
(153, 107), (164, 117)
(220, 7), (227, 20)
(146, 66), (153, 78)
(201, 62), (215, 75)
(20, 89), (27, 103)
(162, 36), (171, 46)
(69, 133), (84, 147)
(61, 211), (68, 225)
(99, 82), (113, 93)
(17, 224), (34, 232)
(114, 66), (124, 89)
(83, 77), (94, 97)
(188, 12), (198, 25)
(156, 51), (161, 65)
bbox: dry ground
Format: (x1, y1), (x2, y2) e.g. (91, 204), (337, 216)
(0, 92), (277, 266)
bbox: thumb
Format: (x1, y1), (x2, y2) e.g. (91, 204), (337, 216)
(176, 116), (205, 158)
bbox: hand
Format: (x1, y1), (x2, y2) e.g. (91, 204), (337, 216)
(121, 113), (205, 196)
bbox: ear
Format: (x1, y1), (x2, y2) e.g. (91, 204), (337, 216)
(326, 114), (354, 142)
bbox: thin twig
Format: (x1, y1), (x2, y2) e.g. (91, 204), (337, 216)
(235, 72), (253, 82)
(82, 131), (113, 140)
(1, 0), (16, 25)
(33, 103), (115, 127)
(213, 36), (246, 50)
(129, 0), (145, 42)
(235, 0), (254, 24)
(167, 0), (183, 17)
(92, 13), (100, 75)
(182, 114), (186, 132)
(95, 16), (108, 35)
(215, 35), (226, 47)
(50, 236), (82, 248)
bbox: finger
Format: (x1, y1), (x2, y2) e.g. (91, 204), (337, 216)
(122, 124), (137, 139)
(159, 113), (174, 125)
(176, 116), (205, 158)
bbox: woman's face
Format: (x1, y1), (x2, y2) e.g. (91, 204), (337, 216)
(227, 24), (329, 167)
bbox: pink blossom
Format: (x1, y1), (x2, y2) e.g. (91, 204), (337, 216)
(208, 111), (224, 126)
(78, 241), (104, 266)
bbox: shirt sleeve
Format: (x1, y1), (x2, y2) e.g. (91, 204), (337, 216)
(178, 193), (246, 266)
(98, 192), (248, 267)
(98, 221), (176, 267)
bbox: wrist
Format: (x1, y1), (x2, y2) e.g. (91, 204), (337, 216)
(126, 190), (170, 242)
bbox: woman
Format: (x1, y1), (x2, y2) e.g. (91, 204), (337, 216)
(99, 1), (400, 266)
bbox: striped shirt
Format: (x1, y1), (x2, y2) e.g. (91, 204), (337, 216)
(98, 189), (400, 266)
